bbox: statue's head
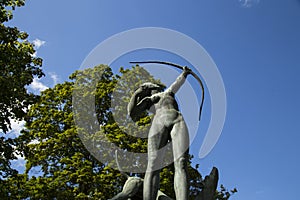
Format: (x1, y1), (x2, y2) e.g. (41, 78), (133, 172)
(134, 82), (164, 106)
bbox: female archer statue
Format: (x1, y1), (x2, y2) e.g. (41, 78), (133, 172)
(128, 66), (192, 200)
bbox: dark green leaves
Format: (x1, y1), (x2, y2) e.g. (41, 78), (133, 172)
(0, 0), (43, 184)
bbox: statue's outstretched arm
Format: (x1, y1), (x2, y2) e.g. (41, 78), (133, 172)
(166, 67), (191, 94)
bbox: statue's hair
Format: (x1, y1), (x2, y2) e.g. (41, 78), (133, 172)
(140, 82), (164, 91)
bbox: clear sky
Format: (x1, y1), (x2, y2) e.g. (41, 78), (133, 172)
(6, 0), (300, 199)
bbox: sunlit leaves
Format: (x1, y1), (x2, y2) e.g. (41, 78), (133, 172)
(0, 0), (43, 185)
(0, 0), (44, 133)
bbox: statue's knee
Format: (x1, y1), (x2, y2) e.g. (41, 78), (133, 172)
(175, 157), (187, 169)
(147, 156), (163, 170)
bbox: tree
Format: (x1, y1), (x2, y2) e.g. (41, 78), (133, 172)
(18, 66), (119, 199)
(0, 0), (44, 180)
(16, 65), (169, 199)
(215, 185), (238, 200)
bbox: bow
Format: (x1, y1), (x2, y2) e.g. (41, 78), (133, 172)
(130, 61), (205, 121)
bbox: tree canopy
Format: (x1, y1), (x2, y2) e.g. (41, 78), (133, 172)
(0, 0), (43, 180)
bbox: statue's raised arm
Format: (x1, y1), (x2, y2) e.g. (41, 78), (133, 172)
(165, 66), (192, 94)
(130, 61), (204, 120)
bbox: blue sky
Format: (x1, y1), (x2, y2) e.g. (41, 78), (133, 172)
(6, 0), (300, 199)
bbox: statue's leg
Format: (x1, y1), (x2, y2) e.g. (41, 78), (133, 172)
(170, 116), (189, 200)
(143, 117), (169, 200)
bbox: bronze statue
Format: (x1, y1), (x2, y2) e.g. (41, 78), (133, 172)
(113, 61), (219, 200)
(128, 64), (194, 200)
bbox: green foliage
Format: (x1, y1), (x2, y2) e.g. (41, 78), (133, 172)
(0, 0), (43, 181)
(0, 0), (43, 133)
(215, 185), (238, 200)
(15, 66), (118, 199)
(0, 0), (25, 23)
